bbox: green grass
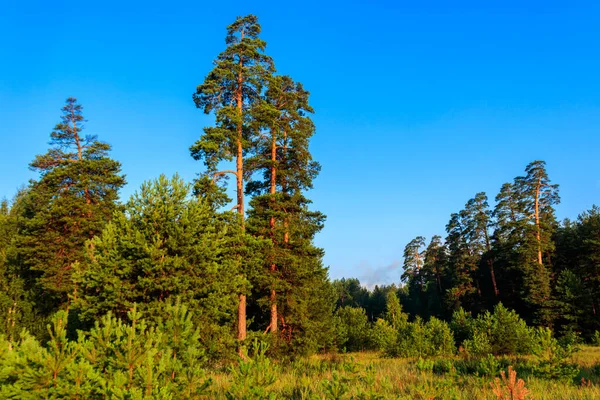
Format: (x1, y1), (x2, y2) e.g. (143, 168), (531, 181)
(206, 346), (600, 399)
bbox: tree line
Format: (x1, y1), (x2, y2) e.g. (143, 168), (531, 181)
(332, 161), (600, 342)
(0, 14), (598, 371)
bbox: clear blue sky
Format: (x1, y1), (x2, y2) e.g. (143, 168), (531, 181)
(1, 1), (599, 287)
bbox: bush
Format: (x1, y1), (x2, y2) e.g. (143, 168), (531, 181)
(371, 318), (397, 352)
(386, 316), (454, 358)
(334, 306), (371, 352)
(450, 307), (474, 345)
(225, 339), (279, 399)
(425, 317), (455, 356)
(463, 330), (492, 358)
(531, 327), (580, 382)
(454, 303), (536, 356)
(0, 303), (212, 399)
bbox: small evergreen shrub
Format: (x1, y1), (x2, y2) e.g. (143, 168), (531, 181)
(531, 327), (580, 382)
(453, 303), (536, 356)
(371, 318), (397, 352)
(334, 306), (372, 352)
(385, 316), (455, 358)
(0, 303), (212, 399)
(450, 307), (474, 345)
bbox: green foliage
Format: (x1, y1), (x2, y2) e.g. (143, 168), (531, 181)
(334, 306), (371, 352)
(16, 98), (125, 312)
(531, 327), (580, 382)
(382, 316), (455, 358)
(225, 339), (279, 399)
(415, 357), (435, 372)
(320, 370), (351, 400)
(0, 302), (212, 398)
(454, 303), (536, 357)
(463, 330), (493, 358)
(0, 196), (38, 341)
(449, 308), (474, 345)
(75, 174), (246, 361)
(371, 319), (397, 352)
(477, 353), (501, 377)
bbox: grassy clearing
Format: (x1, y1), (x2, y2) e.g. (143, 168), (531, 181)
(208, 346), (600, 399)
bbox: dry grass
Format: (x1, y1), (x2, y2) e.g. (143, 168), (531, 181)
(205, 347), (600, 399)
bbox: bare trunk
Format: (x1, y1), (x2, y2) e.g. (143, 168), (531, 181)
(535, 177), (542, 265)
(269, 129), (278, 333)
(72, 109), (92, 213)
(236, 35), (246, 348)
(270, 290), (277, 333)
(489, 261), (499, 297)
(483, 222), (499, 297)
(73, 116), (83, 162)
(283, 129), (290, 247)
(238, 294), (246, 342)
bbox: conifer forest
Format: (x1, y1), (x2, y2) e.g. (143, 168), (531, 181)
(1, 14), (600, 400)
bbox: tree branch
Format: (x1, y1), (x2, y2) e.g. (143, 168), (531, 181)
(211, 170), (238, 183)
(213, 170), (238, 178)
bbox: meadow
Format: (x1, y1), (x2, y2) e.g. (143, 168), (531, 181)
(209, 346), (600, 399)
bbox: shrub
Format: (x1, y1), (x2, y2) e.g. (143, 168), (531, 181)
(424, 317), (455, 356)
(225, 339), (279, 399)
(415, 357), (435, 372)
(450, 307), (474, 345)
(491, 366), (531, 400)
(463, 330), (492, 358)
(371, 318), (397, 353)
(456, 303), (536, 356)
(386, 316), (454, 358)
(531, 327), (580, 382)
(334, 306), (372, 352)
(478, 353), (501, 377)
(0, 303), (212, 399)
(432, 359), (455, 375)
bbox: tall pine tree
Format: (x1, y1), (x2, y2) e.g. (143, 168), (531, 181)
(190, 15), (274, 345)
(16, 98), (124, 314)
(493, 161), (559, 325)
(246, 75), (317, 334)
(245, 74), (331, 352)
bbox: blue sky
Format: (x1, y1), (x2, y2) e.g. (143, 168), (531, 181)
(1, 1), (599, 287)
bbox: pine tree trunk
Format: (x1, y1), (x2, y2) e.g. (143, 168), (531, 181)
(238, 294), (246, 341)
(483, 229), (499, 297)
(72, 109), (92, 212)
(269, 130), (278, 333)
(535, 177), (543, 265)
(236, 44), (246, 346)
(489, 260), (499, 297)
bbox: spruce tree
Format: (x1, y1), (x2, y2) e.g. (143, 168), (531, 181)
(191, 14), (274, 345)
(16, 98), (124, 314)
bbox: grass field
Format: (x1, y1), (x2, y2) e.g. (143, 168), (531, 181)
(208, 346), (600, 399)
